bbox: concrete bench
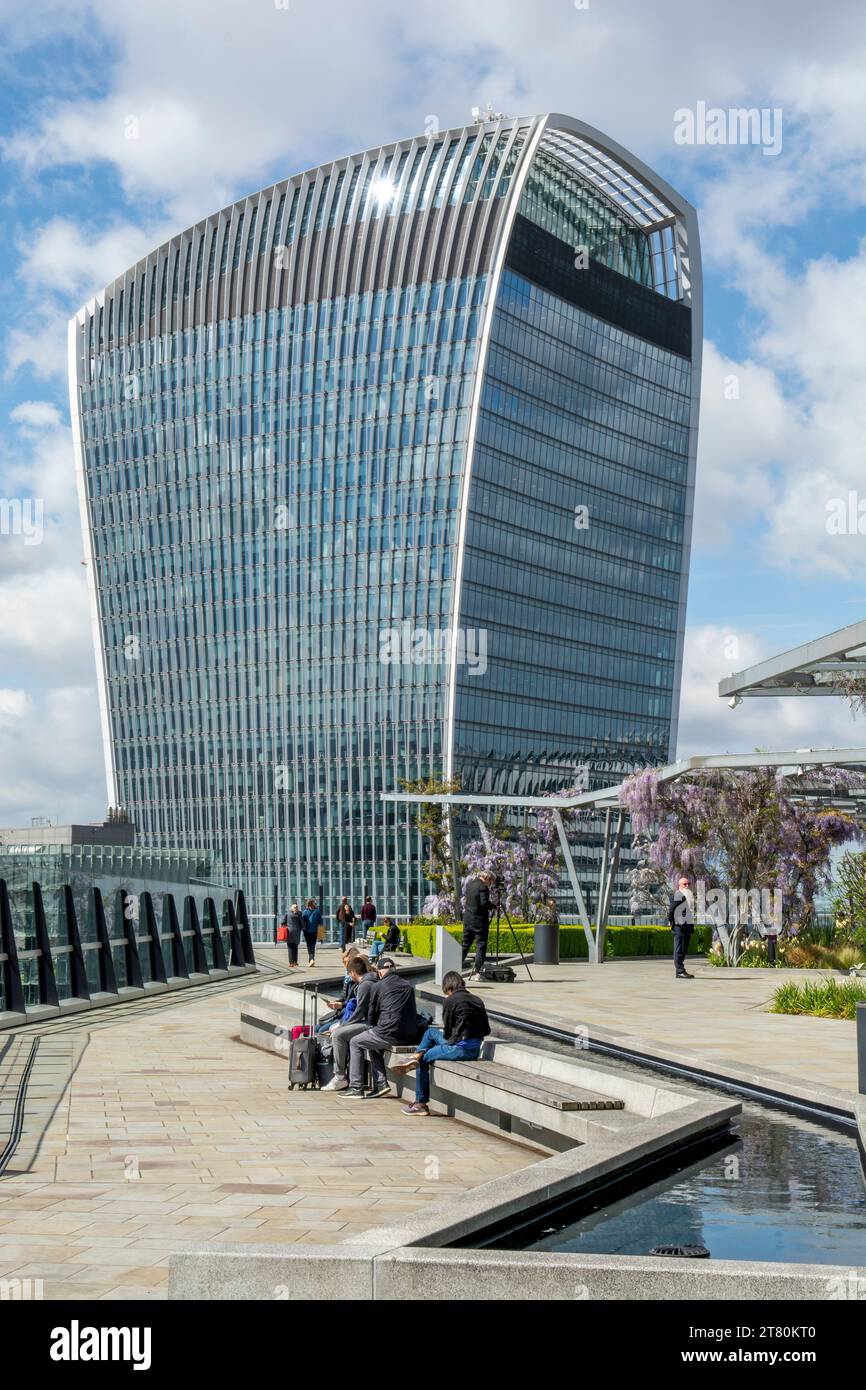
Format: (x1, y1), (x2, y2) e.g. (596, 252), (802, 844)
(385, 1040), (637, 1150)
(432, 1059), (625, 1113)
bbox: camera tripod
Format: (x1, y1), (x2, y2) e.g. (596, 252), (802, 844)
(487, 886), (534, 982)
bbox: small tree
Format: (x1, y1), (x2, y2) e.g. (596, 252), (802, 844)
(400, 776), (461, 919)
(829, 849), (866, 946)
(460, 824), (560, 923)
(831, 672), (866, 718)
(629, 830), (670, 917)
(621, 765), (865, 964)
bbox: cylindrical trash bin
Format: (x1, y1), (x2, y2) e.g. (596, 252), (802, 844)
(534, 921), (560, 965)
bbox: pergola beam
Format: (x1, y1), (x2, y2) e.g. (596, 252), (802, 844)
(719, 620), (866, 700)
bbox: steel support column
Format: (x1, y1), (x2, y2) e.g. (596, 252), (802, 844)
(140, 892), (167, 986)
(235, 889), (256, 966)
(89, 887), (118, 995)
(184, 896), (209, 976)
(163, 893), (189, 979)
(205, 897), (228, 971)
(31, 881), (59, 1008)
(61, 885), (90, 1001)
(114, 888), (143, 990)
(0, 879), (26, 1016)
(551, 809), (593, 955)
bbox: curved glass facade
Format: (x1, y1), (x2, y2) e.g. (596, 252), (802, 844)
(70, 115), (701, 927)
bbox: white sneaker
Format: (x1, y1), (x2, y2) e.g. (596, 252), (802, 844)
(320, 1077), (347, 1092)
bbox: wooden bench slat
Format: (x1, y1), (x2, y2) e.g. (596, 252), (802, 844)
(432, 1059), (624, 1111)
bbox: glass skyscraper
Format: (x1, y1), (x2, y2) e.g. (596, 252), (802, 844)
(70, 114), (701, 928)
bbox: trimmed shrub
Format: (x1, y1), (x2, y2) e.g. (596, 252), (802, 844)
(402, 922), (708, 960)
(603, 924), (713, 958)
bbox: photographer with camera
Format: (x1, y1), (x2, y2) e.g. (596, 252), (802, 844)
(461, 870), (495, 981)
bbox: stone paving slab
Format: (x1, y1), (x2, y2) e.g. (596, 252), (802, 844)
(459, 957), (860, 1100)
(0, 961), (531, 1301)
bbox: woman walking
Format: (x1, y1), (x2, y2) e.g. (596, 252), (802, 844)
(301, 898), (323, 966)
(285, 901), (303, 968)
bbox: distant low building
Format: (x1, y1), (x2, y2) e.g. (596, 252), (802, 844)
(0, 813), (136, 853)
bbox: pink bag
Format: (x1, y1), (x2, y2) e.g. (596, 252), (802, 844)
(291, 1024), (310, 1040)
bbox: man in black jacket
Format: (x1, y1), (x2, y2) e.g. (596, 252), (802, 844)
(668, 875), (695, 979)
(340, 959), (419, 1099)
(393, 972), (491, 1115)
(462, 871), (494, 979)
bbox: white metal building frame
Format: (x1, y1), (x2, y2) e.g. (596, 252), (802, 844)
(383, 746), (866, 963)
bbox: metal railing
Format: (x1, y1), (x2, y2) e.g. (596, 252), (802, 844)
(0, 878), (256, 1026)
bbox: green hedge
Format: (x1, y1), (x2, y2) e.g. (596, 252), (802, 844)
(403, 922), (711, 959)
(603, 925), (714, 958)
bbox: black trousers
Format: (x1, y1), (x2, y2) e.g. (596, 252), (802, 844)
(673, 926), (693, 974)
(462, 922), (489, 973)
(286, 940), (299, 965)
(302, 930), (318, 962)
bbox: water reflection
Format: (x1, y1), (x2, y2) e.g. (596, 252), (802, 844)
(531, 1106), (866, 1265)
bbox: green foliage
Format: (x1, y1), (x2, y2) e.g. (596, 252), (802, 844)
(828, 848), (866, 947)
(603, 924), (713, 958)
(399, 776), (461, 906)
(402, 923), (709, 960)
(705, 937), (866, 970)
(770, 978), (866, 1019)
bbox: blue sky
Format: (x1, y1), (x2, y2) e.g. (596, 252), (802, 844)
(1, 0), (865, 823)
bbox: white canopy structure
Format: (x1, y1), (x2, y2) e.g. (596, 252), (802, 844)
(383, 746), (866, 963)
(719, 620), (866, 701)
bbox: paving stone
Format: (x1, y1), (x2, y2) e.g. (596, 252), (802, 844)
(0, 966), (527, 1301)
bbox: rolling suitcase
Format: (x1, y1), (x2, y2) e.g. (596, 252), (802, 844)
(288, 987), (318, 1090)
(315, 1031), (335, 1089)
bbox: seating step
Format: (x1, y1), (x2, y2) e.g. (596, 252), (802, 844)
(434, 1059), (624, 1111)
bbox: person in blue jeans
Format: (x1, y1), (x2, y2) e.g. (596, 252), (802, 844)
(392, 972), (490, 1115)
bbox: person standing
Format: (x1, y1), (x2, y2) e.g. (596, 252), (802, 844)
(301, 898), (322, 966)
(462, 871), (494, 979)
(668, 875), (695, 979)
(285, 901), (303, 968)
(395, 972), (491, 1116)
(360, 895), (377, 934)
(336, 895), (356, 948)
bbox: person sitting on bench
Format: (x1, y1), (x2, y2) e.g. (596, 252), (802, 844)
(339, 958), (419, 1100)
(394, 972), (490, 1116)
(382, 918), (401, 951)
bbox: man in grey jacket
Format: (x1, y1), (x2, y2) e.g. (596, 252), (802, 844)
(321, 955), (378, 1091)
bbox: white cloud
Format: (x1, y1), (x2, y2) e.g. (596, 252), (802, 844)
(2, 0), (865, 228)
(676, 624), (860, 759)
(0, 689), (32, 729)
(695, 246), (866, 580)
(0, 684), (105, 826)
(15, 215), (172, 302)
(1, 0), (866, 829)
(9, 399), (63, 430)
